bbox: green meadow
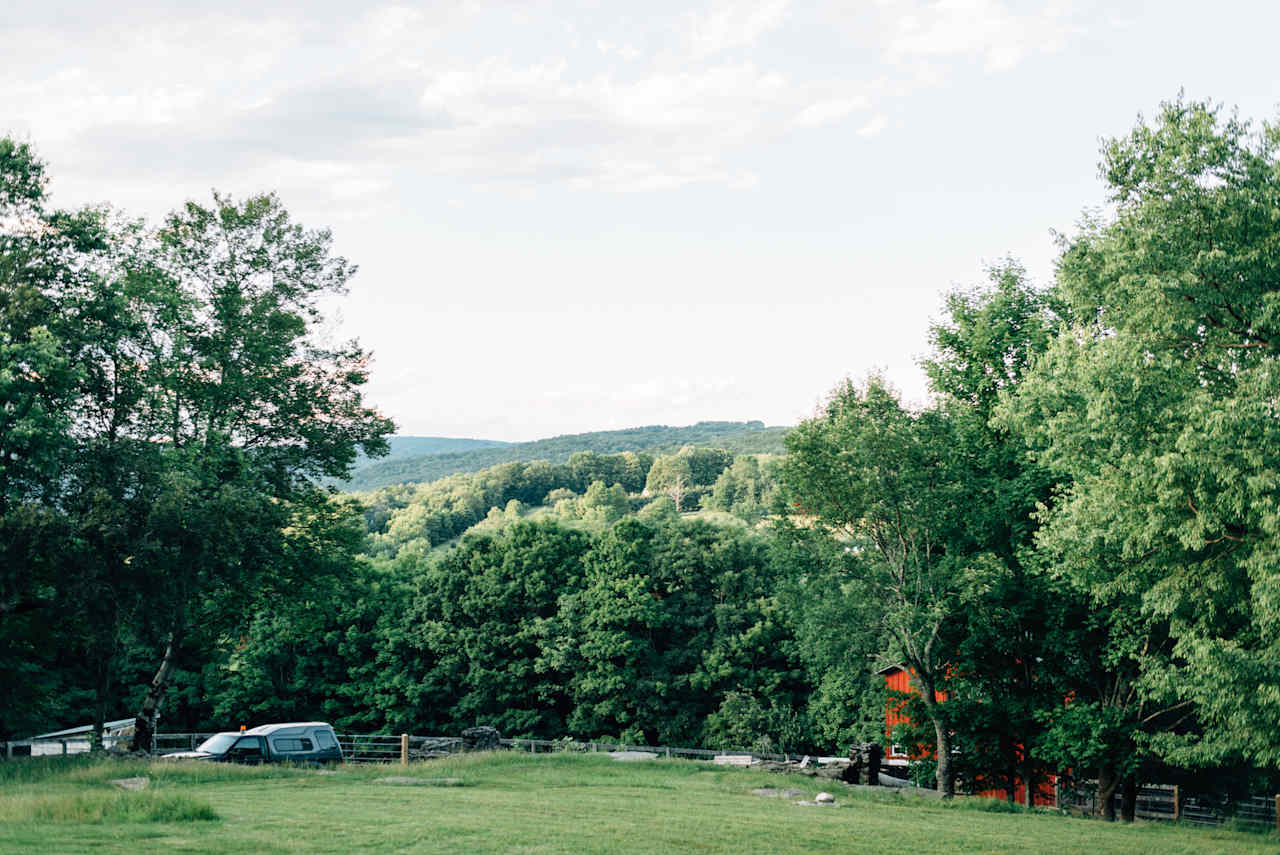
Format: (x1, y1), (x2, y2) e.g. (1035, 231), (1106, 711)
(0, 753), (1273, 854)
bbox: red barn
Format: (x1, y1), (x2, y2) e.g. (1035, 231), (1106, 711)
(877, 664), (1058, 806)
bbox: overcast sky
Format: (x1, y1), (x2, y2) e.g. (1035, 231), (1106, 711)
(3, 1), (1276, 440)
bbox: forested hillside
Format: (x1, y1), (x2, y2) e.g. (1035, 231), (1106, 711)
(340, 421), (790, 490)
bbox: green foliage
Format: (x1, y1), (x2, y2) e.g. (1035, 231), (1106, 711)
(1001, 97), (1280, 772)
(389, 521), (591, 735)
(542, 518), (806, 747)
(579, 481), (629, 524)
(637, 496), (680, 524)
(705, 690), (811, 755)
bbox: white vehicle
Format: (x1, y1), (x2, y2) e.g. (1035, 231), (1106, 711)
(164, 722), (343, 765)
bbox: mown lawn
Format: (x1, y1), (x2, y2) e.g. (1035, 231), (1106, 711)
(0, 752), (1273, 854)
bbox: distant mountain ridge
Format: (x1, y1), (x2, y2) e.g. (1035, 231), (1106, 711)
(373, 436), (512, 462)
(341, 421), (791, 491)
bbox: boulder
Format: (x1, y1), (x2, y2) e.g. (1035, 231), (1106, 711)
(815, 792), (836, 804)
(608, 751), (658, 762)
(374, 777), (463, 786)
(713, 754), (754, 767)
(461, 726), (501, 752)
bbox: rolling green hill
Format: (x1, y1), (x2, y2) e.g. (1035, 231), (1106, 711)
(370, 436), (511, 462)
(340, 421), (790, 491)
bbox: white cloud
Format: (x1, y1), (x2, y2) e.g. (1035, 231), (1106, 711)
(687, 0), (791, 56)
(596, 40), (641, 60)
(885, 0), (1080, 73)
(793, 96), (869, 128)
(857, 114), (889, 137)
(1, 0), (1096, 209)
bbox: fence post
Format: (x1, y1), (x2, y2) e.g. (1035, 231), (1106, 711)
(1172, 786), (1180, 822)
(61, 740), (67, 756)
(400, 733), (409, 766)
(1273, 794), (1279, 833)
(4, 742), (10, 760)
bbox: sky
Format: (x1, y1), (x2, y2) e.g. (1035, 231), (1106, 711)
(3, 0), (1277, 441)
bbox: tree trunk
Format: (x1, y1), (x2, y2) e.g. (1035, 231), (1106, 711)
(933, 717), (955, 798)
(128, 627), (183, 753)
(1022, 767), (1035, 808)
(1096, 765), (1120, 821)
(1121, 775), (1138, 823)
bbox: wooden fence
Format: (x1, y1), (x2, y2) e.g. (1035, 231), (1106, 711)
(1061, 784), (1278, 831)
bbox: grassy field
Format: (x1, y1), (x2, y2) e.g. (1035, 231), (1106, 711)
(0, 752), (1274, 854)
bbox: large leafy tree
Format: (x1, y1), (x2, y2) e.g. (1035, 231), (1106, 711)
(114, 192), (393, 748)
(1003, 98), (1280, 785)
(781, 377), (970, 796)
(919, 261), (1078, 806)
(0, 139), (113, 737)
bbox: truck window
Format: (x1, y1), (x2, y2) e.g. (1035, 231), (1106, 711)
(316, 731), (337, 749)
(230, 736), (264, 756)
(273, 737), (314, 752)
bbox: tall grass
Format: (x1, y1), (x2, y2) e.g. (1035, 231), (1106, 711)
(0, 755), (313, 788)
(1, 791), (217, 823)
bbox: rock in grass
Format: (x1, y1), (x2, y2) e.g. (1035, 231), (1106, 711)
(608, 751), (658, 762)
(110, 777), (150, 791)
(461, 726), (501, 751)
(815, 792), (835, 804)
(375, 777), (463, 786)
(713, 755), (754, 767)
(753, 788), (809, 799)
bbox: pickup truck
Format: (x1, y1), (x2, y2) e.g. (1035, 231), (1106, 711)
(164, 721), (343, 765)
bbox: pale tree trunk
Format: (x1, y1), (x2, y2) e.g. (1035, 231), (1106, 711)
(1022, 767), (1035, 808)
(128, 626), (183, 753)
(933, 717), (955, 798)
(666, 475), (687, 512)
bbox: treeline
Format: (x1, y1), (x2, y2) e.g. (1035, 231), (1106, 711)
(199, 517), (881, 751)
(360, 447), (782, 559)
(341, 422), (790, 491)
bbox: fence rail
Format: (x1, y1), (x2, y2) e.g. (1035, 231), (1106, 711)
(1063, 784), (1279, 830)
